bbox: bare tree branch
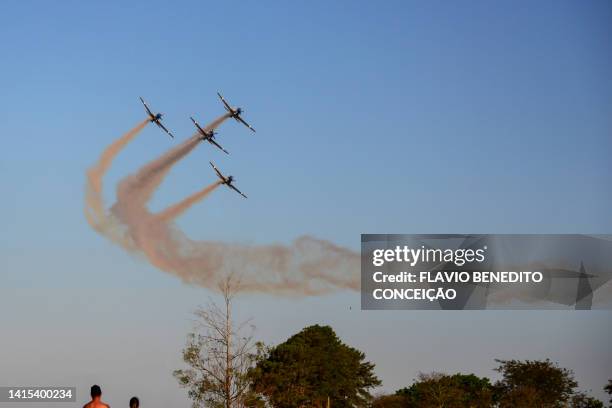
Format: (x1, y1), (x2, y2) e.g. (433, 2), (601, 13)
(175, 273), (260, 408)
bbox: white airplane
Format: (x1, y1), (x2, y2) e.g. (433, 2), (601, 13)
(140, 97), (174, 138)
(190, 116), (229, 154)
(217, 92), (256, 132)
(210, 162), (247, 199)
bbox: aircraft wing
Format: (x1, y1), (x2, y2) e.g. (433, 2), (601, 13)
(190, 116), (206, 136)
(208, 138), (229, 155)
(229, 183), (248, 199)
(236, 115), (256, 132)
(217, 92), (233, 112)
(139, 97), (154, 117)
(209, 161), (225, 180)
(155, 121), (174, 138)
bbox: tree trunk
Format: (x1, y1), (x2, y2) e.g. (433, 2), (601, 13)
(225, 293), (231, 408)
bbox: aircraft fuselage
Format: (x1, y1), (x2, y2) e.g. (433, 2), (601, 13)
(198, 129), (214, 140)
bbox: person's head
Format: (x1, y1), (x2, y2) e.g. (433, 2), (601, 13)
(129, 396), (139, 408)
(90, 385), (102, 399)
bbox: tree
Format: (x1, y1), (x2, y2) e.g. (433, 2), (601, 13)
(371, 394), (409, 408)
(496, 385), (546, 408)
(570, 392), (604, 408)
(396, 372), (493, 408)
(494, 359), (578, 408)
(249, 325), (381, 407)
(174, 275), (259, 408)
(605, 380), (612, 406)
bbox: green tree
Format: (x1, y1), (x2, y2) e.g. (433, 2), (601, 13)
(570, 392), (604, 408)
(249, 325), (381, 407)
(494, 359), (578, 408)
(396, 372), (493, 408)
(371, 394), (409, 408)
(605, 380), (612, 406)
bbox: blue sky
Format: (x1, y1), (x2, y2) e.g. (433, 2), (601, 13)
(0, 0), (611, 405)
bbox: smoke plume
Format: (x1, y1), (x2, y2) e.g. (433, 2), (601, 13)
(156, 181), (222, 223)
(85, 119), (149, 248)
(85, 114), (359, 295)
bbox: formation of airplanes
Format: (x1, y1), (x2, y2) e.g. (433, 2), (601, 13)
(139, 92), (254, 199)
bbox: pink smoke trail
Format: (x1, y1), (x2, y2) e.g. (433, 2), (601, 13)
(84, 119), (149, 246)
(87, 112), (360, 295)
(156, 181), (222, 223)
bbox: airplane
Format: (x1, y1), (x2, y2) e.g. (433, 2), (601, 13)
(140, 97), (174, 138)
(217, 92), (256, 132)
(210, 161), (247, 199)
(190, 116), (229, 155)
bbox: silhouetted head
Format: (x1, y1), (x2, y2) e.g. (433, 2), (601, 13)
(155, 113), (162, 120)
(227, 176), (234, 183)
(90, 385), (102, 399)
(129, 396), (139, 408)
(235, 107), (242, 115)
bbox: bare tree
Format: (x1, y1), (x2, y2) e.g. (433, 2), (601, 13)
(174, 274), (260, 408)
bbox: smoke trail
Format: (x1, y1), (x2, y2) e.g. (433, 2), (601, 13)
(156, 181), (222, 223)
(87, 112), (360, 296)
(204, 112), (232, 133)
(114, 135), (200, 212)
(84, 119), (149, 245)
(84, 111), (232, 253)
